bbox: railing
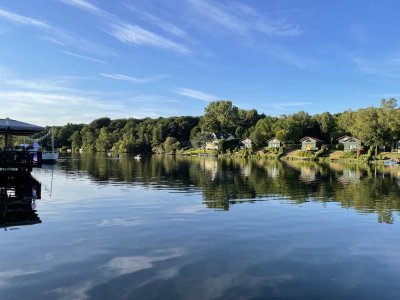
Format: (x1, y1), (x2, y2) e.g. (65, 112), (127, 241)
(0, 150), (42, 170)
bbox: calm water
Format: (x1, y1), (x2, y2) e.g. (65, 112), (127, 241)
(2, 154), (400, 300)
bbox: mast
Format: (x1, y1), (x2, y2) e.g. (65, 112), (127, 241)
(51, 128), (55, 153)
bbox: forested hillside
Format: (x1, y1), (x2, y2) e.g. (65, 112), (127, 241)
(42, 99), (400, 153)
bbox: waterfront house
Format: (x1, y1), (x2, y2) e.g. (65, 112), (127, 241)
(268, 138), (281, 148)
(300, 137), (324, 151)
(338, 136), (362, 152)
(206, 133), (235, 150)
(241, 138), (252, 149)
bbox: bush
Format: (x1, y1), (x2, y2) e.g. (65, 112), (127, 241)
(297, 150), (315, 158)
(315, 145), (329, 158)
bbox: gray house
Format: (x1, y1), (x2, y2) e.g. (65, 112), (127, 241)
(206, 133), (235, 150)
(300, 137), (324, 151)
(268, 138), (281, 148)
(338, 136), (362, 152)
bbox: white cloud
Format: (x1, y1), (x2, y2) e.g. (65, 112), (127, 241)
(140, 12), (188, 38)
(354, 56), (400, 78)
(0, 7), (49, 28)
(60, 0), (106, 16)
(188, 0), (302, 37)
(0, 67), (179, 125)
(109, 23), (190, 54)
(174, 87), (219, 102)
(0, 6), (114, 56)
(60, 0), (190, 54)
(60, 50), (106, 64)
(123, 3), (189, 39)
(100, 73), (166, 84)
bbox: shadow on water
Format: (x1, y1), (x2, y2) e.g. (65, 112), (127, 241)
(0, 171), (42, 230)
(57, 153), (400, 224)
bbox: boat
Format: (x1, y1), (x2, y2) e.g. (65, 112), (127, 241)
(41, 129), (58, 164)
(134, 154), (141, 160)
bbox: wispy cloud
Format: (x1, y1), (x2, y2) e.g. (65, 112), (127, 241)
(109, 23), (190, 54)
(188, 0), (302, 37)
(61, 50), (106, 64)
(60, 0), (190, 54)
(0, 6), (114, 57)
(174, 87), (219, 102)
(0, 7), (49, 28)
(100, 73), (166, 84)
(354, 56), (400, 78)
(60, 0), (107, 16)
(0, 67), (179, 125)
(123, 3), (188, 39)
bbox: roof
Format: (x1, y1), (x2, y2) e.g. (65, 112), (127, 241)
(213, 133), (235, 139)
(299, 136), (324, 143)
(338, 136), (361, 143)
(0, 118), (44, 136)
(337, 135), (351, 142)
(267, 137), (281, 142)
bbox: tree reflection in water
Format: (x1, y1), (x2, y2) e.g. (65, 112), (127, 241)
(59, 153), (400, 223)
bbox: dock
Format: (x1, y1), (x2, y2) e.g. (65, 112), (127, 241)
(0, 118), (44, 171)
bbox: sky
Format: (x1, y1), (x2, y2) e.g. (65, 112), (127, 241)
(0, 0), (399, 126)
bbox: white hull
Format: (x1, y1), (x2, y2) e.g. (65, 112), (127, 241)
(42, 152), (59, 162)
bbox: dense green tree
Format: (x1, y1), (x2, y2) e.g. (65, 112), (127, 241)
(200, 101), (239, 134)
(250, 116), (277, 146)
(191, 132), (214, 150)
(163, 137), (181, 153)
(70, 131), (82, 151)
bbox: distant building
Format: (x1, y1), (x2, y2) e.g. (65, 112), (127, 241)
(300, 137), (324, 151)
(338, 136), (362, 152)
(206, 133), (235, 150)
(268, 138), (281, 148)
(241, 138), (252, 149)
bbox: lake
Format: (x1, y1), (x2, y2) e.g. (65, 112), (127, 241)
(1, 154), (400, 300)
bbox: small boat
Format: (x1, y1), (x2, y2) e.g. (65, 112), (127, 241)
(134, 154), (141, 160)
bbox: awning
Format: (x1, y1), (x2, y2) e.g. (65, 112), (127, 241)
(0, 118), (45, 136)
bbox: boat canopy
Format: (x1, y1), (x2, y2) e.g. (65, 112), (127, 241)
(0, 118), (44, 136)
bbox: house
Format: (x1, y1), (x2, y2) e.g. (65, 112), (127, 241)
(268, 138), (281, 148)
(300, 137), (324, 151)
(338, 136), (362, 152)
(205, 133), (235, 150)
(241, 138), (252, 149)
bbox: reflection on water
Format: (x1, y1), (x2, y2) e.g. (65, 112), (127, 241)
(2, 154), (400, 300)
(0, 171), (41, 229)
(59, 154), (400, 223)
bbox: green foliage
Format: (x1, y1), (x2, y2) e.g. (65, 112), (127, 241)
(220, 139), (240, 153)
(163, 137), (181, 153)
(191, 132), (214, 150)
(45, 99), (400, 156)
(315, 145), (329, 158)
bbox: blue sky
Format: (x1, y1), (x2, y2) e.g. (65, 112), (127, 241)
(0, 0), (399, 125)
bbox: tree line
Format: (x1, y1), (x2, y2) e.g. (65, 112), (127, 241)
(43, 98), (400, 153)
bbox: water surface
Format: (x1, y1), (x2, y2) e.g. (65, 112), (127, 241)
(1, 154), (400, 299)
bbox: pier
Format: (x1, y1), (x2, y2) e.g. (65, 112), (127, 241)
(0, 118), (44, 171)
